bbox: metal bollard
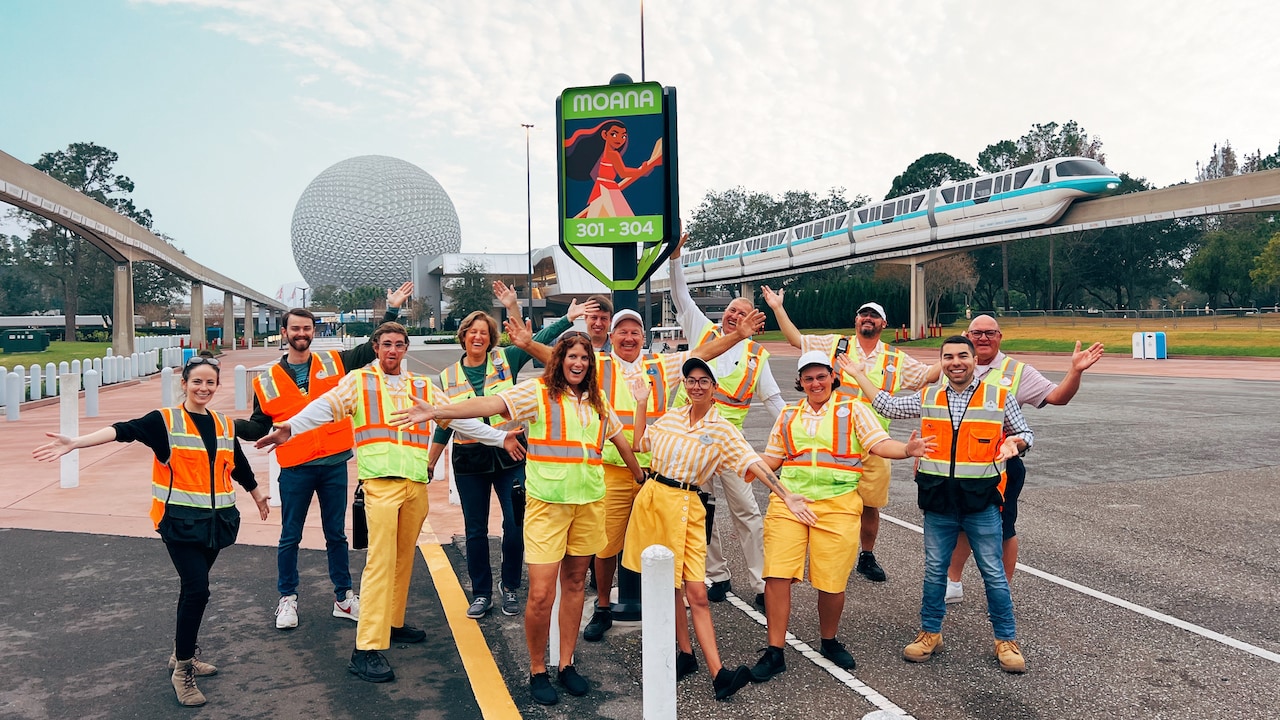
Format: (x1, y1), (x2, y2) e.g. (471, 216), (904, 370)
(30, 364), (42, 400)
(160, 366), (174, 406)
(234, 365), (247, 410)
(641, 544), (676, 719)
(47, 363), (58, 396)
(84, 369), (100, 417)
(59, 373), (79, 488)
(5, 372), (19, 421)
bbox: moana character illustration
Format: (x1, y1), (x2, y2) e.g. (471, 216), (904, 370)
(564, 120), (663, 218)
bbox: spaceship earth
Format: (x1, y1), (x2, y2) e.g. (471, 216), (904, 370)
(291, 155), (461, 290)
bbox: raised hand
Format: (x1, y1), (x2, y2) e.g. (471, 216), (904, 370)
(32, 432), (74, 462)
(255, 423), (293, 451)
(762, 285), (785, 310)
(387, 281), (414, 309)
(1073, 341), (1106, 372)
(904, 430), (937, 458)
(567, 298), (599, 322)
(734, 308), (767, 340)
(389, 395), (437, 427)
(493, 280), (519, 311)
(503, 316), (534, 349)
(835, 353), (858, 377)
(628, 376), (651, 405)
(670, 231), (690, 260)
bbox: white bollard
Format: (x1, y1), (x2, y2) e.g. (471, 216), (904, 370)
(46, 363), (58, 396)
(29, 364), (42, 400)
(70, 360), (80, 375)
(122, 355), (133, 381)
(0, 365), (6, 407)
(101, 356), (112, 385)
(84, 369), (100, 417)
(641, 545), (677, 720)
(14, 365), (26, 401)
(268, 453), (282, 507)
(549, 577), (564, 669)
(130, 353), (139, 378)
(4, 372), (19, 420)
(59, 360), (69, 376)
(234, 365), (247, 410)
(160, 367), (174, 406)
(106, 346), (113, 357)
(59, 373), (79, 488)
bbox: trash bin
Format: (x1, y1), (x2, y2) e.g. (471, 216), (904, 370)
(182, 348), (195, 365)
(1, 329), (49, 354)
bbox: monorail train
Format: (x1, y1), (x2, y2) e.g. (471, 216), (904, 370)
(681, 157), (1119, 283)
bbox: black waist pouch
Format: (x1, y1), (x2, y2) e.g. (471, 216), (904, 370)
(352, 482), (368, 550)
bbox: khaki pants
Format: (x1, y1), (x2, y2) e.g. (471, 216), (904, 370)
(704, 468), (765, 595)
(355, 478), (430, 651)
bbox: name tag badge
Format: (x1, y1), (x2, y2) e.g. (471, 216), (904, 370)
(747, 358), (757, 370)
(699, 434), (713, 445)
(493, 355), (504, 366)
(647, 366), (657, 375)
(1000, 377), (1012, 386)
(413, 379), (426, 389)
(836, 407), (851, 419)
(984, 400), (997, 412)
(884, 363), (895, 373)
(316, 370), (327, 379)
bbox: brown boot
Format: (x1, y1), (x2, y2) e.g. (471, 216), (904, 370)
(171, 658), (207, 707)
(995, 639), (1026, 673)
(903, 631), (943, 662)
(168, 645), (217, 676)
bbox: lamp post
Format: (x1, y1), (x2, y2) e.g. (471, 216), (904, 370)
(522, 123), (535, 318)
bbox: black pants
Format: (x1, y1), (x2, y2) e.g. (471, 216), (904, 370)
(165, 541), (220, 660)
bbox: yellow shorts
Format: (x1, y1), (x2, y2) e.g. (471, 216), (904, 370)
(621, 480), (707, 589)
(599, 463), (643, 558)
(762, 489), (863, 594)
(524, 496), (607, 564)
(856, 453), (890, 508)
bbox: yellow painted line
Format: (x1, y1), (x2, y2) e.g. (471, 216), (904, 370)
(419, 521), (522, 720)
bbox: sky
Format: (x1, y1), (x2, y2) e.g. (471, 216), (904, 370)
(2, 1), (1278, 301)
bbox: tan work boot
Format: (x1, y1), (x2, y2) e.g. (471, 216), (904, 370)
(995, 639), (1026, 673)
(903, 631), (943, 662)
(171, 658), (207, 707)
(168, 645), (217, 676)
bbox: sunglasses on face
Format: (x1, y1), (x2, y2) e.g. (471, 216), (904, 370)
(856, 310), (881, 319)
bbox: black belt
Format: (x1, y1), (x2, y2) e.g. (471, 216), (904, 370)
(646, 471), (699, 492)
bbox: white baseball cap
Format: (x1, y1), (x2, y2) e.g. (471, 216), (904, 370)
(610, 309), (644, 332)
(857, 302), (887, 322)
(797, 350), (833, 372)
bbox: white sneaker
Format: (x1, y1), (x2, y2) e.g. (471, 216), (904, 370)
(333, 591), (360, 621)
(945, 580), (964, 604)
(275, 594), (299, 629)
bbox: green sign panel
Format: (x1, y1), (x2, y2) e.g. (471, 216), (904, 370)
(557, 80), (678, 291)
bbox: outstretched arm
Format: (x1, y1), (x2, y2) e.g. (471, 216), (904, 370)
(493, 280), (521, 316)
(762, 285), (804, 349)
(866, 430), (936, 461)
(32, 427), (118, 461)
(690, 308), (765, 362)
(505, 317), (553, 366)
(1043, 341), (1105, 406)
(667, 233), (710, 333)
(746, 460), (816, 526)
(390, 394), (509, 426)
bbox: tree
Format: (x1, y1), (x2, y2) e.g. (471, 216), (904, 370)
(1196, 141), (1240, 181)
(885, 153), (977, 199)
(309, 284), (342, 309)
(924, 254), (978, 322)
(1242, 142), (1280, 173)
(338, 285), (385, 314)
(1250, 231), (1280, 303)
(977, 140), (1020, 174)
(683, 187), (865, 249)
(10, 142), (157, 340)
(1184, 229), (1266, 307)
(443, 259), (492, 320)
(976, 120), (1105, 173)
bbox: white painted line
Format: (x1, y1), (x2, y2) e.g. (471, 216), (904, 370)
(724, 592), (916, 719)
(879, 513), (1280, 665)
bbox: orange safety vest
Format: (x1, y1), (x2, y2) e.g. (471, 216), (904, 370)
(524, 380), (607, 504)
(596, 352), (680, 467)
(438, 349), (519, 444)
(349, 367), (437, 482)
(253, 350), (354, 467)
(682, 324), (768, 427)
(777, 400), (865, 501)
(149, 407), (236, 529)
(917, 383), (1008, 498)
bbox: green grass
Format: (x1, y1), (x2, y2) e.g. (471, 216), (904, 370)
(0, 341), (114, 369)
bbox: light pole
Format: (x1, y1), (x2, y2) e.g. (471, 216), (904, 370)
(522, 123), (535, 318)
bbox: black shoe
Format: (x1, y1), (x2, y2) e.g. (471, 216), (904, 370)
(676, 651), (699, 681)
(582, 607), (612, 642)
(348, 649), (395, 683)
(856, 551), (887, 582)
(390, 625), (426, 643)
(754, 593), (766, 612)
(749, 646), (786, 683)
(713, 665), (753, 700)
(529, 672), (558, 705)
(707, 579), (731, 602)
(557, 665), (590, 696)
(820, 637), (857, 670)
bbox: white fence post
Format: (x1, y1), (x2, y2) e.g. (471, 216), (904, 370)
(268, 453), (282, 508)
(29, 364), (42, 400)
(160, 367), (174, 407)
(84, 369), (100, 417)
(4, 372), (19, 421)
(46, 362), (58, 396)
(59, 373), (79, 488)
(642, 544), (677, 720)
(0, 365), (6, 407)
(234, 365), (248, 411)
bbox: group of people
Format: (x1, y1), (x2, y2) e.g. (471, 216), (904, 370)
(32, 244), (1106, 709)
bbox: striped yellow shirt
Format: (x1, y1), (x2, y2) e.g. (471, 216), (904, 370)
(764, 398), (891, 460)
(637, 404), (760, 487)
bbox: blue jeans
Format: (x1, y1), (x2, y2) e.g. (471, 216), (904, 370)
(922, 505), (1016, 640)
(277, 462), (352, 600)
(455, 464), (524, 598)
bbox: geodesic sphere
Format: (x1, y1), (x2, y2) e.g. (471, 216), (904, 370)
(291, 155), (461, 291)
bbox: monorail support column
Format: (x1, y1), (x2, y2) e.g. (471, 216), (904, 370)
(910, 260), (927, 340)
(223, 295), (236, 351)
(190, 284), (207, 349)
(113, 261), (136, 356)
(244, 299), (255, 349)
(739, 281), (757, 305)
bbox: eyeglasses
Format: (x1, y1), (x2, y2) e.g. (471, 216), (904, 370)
(968, 330), (1001, 338)
(683, 377), (715, 389)
(377, 342), (409, 350)
(185, 356), (220, 368)
(856, 310), (881, 319)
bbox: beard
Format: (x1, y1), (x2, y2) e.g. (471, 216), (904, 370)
(858, 324), (878, 339)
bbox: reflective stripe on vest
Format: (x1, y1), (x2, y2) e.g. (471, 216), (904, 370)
(833, 341), (905, 431)
(981, 355), (1026, 397)
(916, 383), (1007, 480)
(253, 351), (354, 467)
(777, 401), (864, 501)
(349, 368), (434, 482)
(524, 381), (606, 504)
(598, 352), (674, 467)
(439, 349), (517, 443)
(683, 323), (768, 428)
(149, 407), (236, 529)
